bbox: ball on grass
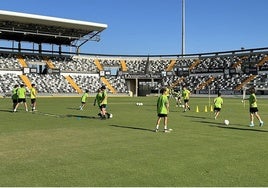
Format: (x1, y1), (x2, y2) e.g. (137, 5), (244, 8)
(224, 119), (229, 125)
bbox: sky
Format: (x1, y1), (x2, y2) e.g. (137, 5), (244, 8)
(0, 0), (268, 56)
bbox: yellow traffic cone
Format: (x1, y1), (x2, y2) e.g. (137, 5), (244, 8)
(210, 105), (213, 112)
(205, 105), (208, 112)
(196, 105), (199, 113)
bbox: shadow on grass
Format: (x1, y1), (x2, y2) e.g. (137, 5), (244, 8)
(0, 109), (14, 113)
(183, 115), (207, 119)
(66, 114), (98, 119)
(216, 125), (268, 132)
(193, 120), (223, 126)
(67, 107), (81, 110)
(109, 124), (154, 132)
(193, 119), (268, 132)
(32, 111), (99, 119)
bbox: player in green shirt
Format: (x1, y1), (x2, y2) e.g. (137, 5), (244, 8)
(244, 88), (264, 127)
(213, 93), (223, 120)
(11, 84), (19, 111)
(171, 88), (182, 107)
(155, 87), (171, 133)
(14, 84), (28, 112)
(94, 86), (111, 119)
(181, 86), (191, 112)
(100, 85), (112, 119)
(79, 89), (89, 110)
(94, 88), (103, 117)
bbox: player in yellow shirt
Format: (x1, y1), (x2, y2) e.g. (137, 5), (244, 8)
(181, 86), (191, 112)
(244, 88), (264, 127)
(213, 93), (223, 119)
(30, 84), (37, 111)
(79, 89), (89, 110)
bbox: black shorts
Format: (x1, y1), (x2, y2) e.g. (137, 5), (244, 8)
(12, 99), (18, 104)
(250, 107), (258, 113)
(158, 113), (168, 117)
(18, 98), (26, 103)
(214, 107), (221, 112)
(100, 104), (107, 110)
(184, 99), (189, 103)
(31, 99), (36, 104)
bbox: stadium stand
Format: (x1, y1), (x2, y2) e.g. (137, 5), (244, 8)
(0, 53), (22, 70)
(1, 50), (268, 96)
(1, 10), (268, 97)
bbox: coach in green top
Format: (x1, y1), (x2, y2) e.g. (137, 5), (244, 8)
(155, 87), (171, 133)
(213, 93), (223, 120)
(245, 88), (264, 127)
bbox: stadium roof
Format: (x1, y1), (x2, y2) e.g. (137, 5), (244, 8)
(0, 10), (108, 46)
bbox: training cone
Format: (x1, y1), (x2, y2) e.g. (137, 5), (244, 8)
(210, 105), (213, 112)
(205, 105), (208, 112)
(196, 106), (199, 113)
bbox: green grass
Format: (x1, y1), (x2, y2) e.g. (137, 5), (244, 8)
(0, 96), (268, 186)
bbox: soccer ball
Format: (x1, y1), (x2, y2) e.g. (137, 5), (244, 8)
(224, 119), (229, 125)
(109, 114), (113, 118)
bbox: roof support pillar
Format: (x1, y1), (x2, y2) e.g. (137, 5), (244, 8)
(39, 43), (42, 54)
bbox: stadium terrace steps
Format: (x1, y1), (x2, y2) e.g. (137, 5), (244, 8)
(94, 59), (103, 71)
(120, 60), (128, 71)
(64, 75), (83, 94)
(43, 57), (55, 69)
(171, 77), (185, 88)
(235, 74), (257, 91)
(19, 75), (32, 89)
(232, 56), (248, 68)
(17, 55), (28, 67)
(189, 59), (200, 70)
(196, 76), (215, 90)
(232, 60), (243, 68)
(166, 59), (176, 71)
(257, 56), (268, 67)
(100, 77), (116, 94)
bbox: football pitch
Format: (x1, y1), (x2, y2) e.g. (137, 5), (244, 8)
(0, 96), (267, 187)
